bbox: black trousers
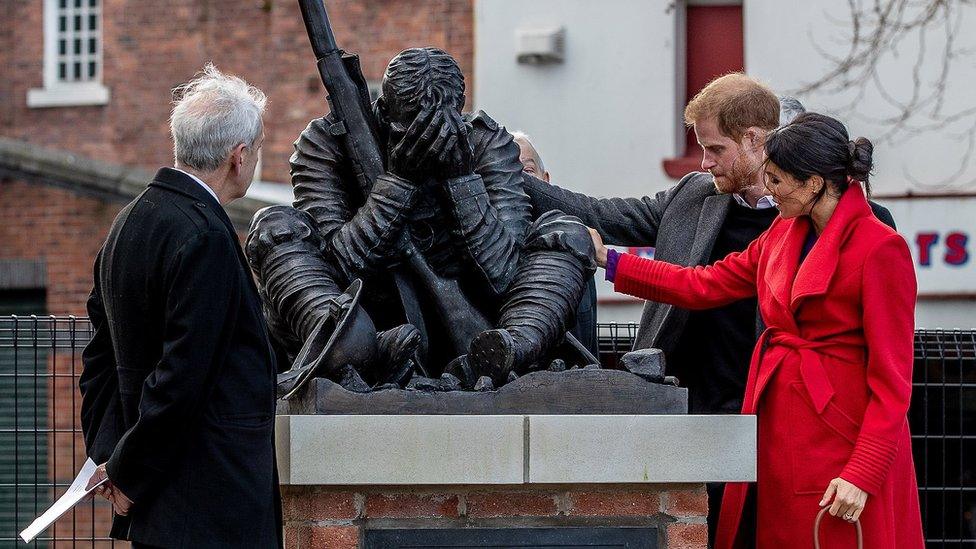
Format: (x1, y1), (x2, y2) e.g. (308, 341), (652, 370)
(707, 481), (724, 547)
(707, 482), (756, 549)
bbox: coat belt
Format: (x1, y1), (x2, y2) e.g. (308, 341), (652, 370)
(747, 328), (864, 414)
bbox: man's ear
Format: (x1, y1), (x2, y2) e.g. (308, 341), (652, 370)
(230, 143), (247, 175)
(542, 170), (551, 183)
(740, 126), (766, 151)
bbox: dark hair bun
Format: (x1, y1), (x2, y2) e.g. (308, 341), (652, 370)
(765, 112), (875, 196)
(848, 137), (873, 182)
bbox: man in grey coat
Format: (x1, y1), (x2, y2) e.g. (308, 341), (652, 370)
(522, 75), (894, 546)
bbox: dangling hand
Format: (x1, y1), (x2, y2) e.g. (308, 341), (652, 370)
(87, 463), (134, 516)
(820, 477), (868, 523)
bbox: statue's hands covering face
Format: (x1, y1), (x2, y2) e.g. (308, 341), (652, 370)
(423, 109), (474, 180)
(388, 106), (438, 180)
(388, 106), (474, 181)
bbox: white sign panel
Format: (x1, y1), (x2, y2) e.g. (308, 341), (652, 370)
(877, 197), (976, 295)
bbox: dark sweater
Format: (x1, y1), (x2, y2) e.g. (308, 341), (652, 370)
(669, 201), (779, 414)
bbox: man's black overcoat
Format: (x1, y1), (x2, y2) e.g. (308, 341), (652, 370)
(79, 168), (282, 548)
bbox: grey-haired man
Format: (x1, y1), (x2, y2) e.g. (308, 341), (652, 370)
(80, 65), (282, 548)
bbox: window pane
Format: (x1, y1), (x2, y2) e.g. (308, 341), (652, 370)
(73, 38), (81, 55)
(89, 0), (97, 6)
(58, 40), (66, 55)
(59, 16), (66, 32)
(74, 0), (81, 7)
(89, 37), (96, 54)
(74, 15), (81, 31)
(73, 62), (81, 80)
(89, 14), (97, 30)
(59, 0), (67, 9)
(58, 63), (67, 80)
(88, 61), (96, 79)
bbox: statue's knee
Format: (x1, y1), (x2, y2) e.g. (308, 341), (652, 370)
(525, 210), (596, 265)
(245, 206), (320, 268)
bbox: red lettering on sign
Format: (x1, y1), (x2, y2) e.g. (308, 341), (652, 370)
(944, 232), (969, 266)
(916, 233), (939, 266)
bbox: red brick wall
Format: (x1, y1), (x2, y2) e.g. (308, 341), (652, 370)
(0, 0), (474, 186)
(0, 1), (14, 129)
(282, 485), (709, 548)
(0, 178), (122, 315)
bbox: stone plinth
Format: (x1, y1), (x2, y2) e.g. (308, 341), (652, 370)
(277, 415), (756, 548)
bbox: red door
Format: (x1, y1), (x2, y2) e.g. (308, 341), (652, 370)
(663, 5), (744, 179)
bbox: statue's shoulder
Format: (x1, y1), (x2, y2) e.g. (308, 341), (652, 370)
(465, 110), (518, 157)
(294, 115), (343, 156)
(300, 114), (338, 139)
(466, 110), (500, 133)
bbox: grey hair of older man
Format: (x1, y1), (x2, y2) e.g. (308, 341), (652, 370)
(170, 63), (267, 173)
(778, 96), (806, 126)
(511, 131), (549, 182)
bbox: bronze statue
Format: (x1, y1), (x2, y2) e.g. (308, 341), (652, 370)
(246, 0), (596, 396)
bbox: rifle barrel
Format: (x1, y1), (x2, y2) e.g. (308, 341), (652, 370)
(298, 0), (338, 58)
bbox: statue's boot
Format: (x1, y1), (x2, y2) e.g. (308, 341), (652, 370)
(468, 211), (596, 385)
(375, 324), (422, 387)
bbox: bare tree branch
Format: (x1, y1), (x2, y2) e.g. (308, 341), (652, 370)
(795, 0), (976, 191)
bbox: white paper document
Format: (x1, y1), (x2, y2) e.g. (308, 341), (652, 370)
(19, 458), (107, 544)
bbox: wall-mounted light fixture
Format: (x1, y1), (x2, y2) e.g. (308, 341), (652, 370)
(515, 26), (566, 65)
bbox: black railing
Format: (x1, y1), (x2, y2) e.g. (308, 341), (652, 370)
(0, 317), (972, 548)
(911, 330), (976, 548)
(0, 316), (121, 548)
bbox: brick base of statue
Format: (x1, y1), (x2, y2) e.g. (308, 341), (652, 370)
(281, 484), (708, 549)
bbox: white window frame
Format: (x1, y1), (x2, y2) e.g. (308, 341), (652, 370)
(27, 0), (109, 108)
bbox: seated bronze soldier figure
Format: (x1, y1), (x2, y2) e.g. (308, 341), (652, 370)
(246, 47), (595, 391)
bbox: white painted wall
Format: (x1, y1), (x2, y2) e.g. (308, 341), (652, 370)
(474, 0), (680, 198)
(475, 0), (976, 328)
(744, 1), (976, 196)
(915, 300), (975, 330)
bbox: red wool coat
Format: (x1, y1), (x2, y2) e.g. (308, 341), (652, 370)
(614, 184), (924, 549)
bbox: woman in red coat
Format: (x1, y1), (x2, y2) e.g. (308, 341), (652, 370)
(593, 113), (924, 548)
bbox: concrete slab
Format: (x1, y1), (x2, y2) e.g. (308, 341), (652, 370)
(526, 415), (756, 483)
(276, 415), (525, 485)
(276, 414), (757, 485)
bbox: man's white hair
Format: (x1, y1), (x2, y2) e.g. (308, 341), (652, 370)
(778, 96), (806, 126)
(170, 63), (267, 172)
(511, 130), (545, 174)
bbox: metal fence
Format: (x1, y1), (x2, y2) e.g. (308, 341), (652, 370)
(911, 331), (976, 548)
(0, 316), (120, 548)
(0, 316), (972, 548)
